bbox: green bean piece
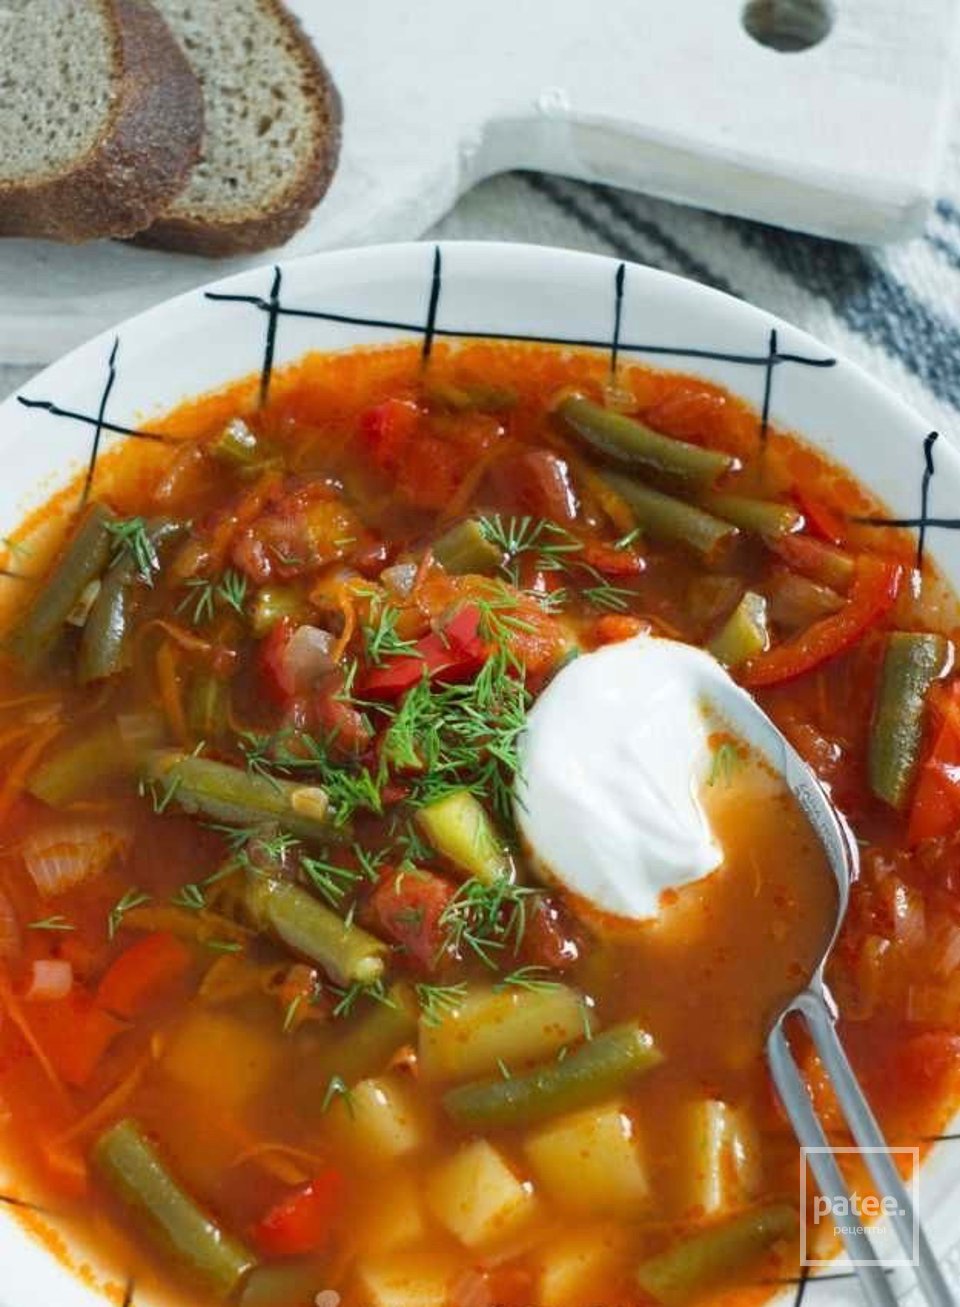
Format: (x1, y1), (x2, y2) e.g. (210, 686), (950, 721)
(187, 674), (230, 741)
(424, 379), (518, 412)
(869, 632), (951, 810)
(556, 395), (734, 488)
(94, 1119), (256, 1299)
(8, 503), (116, 672)
(763, 572), (843, 631)
(78, 520), (182, 684)
(240, 1262), (321, 1307)
(602, 471), (738, 562)
(416, 790), (512, 884)
(708, 592), (769, 668)
(141, 750), (341, 843)
(305, 983), (419, 1096)
(443, 1020), (662, 1128)
(211, 418), (280, 475)
(244, 872), (387, 986)
(635, 1203), (798, 1306)
(432, 519), (505, 575)
(250, 585), (309, 638)
(699, 492), (802, 539)
(29, 715), (165, 807)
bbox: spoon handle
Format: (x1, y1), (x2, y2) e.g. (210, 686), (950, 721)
(767, 1018), (899, 1307)
(796, 989), (955, 1307)
(768, 992), (956, 1306)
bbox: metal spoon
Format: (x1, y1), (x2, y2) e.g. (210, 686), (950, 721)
(641, 638), (954, 1307)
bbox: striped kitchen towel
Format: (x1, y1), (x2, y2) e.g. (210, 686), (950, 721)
(431, 131), (960, 444)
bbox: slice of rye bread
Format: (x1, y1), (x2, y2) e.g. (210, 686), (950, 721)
(0, 0), (204, 243)
(135, 0), (342, 258)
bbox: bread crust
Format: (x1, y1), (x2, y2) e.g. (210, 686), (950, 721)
(134, 0), (342, 258)
(0, 0), (204, 243)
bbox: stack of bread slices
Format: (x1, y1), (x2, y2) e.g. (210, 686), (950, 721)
(0, 0), (341, 257)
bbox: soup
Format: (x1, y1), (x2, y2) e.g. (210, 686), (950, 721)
(0, 342), (957, 1307)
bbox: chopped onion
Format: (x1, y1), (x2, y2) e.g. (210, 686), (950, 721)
(933, 918), (960, 979)
(0, 888), (19, 962)
(886, 877), (925, 952)
(25, 959), (73, 1003)
(282, 625), (336, 692)
(22, 822), (129, 898)
(381, 561), (418, 600)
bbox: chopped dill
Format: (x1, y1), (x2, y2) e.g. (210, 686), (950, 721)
(28, 915), (75, 933)
(494, 966), (562, 993)
(108, 888), (151, 940)
(322, 1074), (354, 1116)
(415, 981), (468, 1027)
(708, 740), (742, 788)
(106, 517), (160, 586)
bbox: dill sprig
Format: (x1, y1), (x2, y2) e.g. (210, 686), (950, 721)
(415, 981), (468, 1027)
(439, 876), (536, 968)
(108, 888), (151, 940)
(28, 915), (75, 933)
(494, 966), (563, 993)
(106, 517), (161, 586)
(360, 593), (417, 667)
(708, 740), (742, 788)
(329, 978), (394, 1020)
(478, 515), (582, 585)
(178, 569), (248, 625)
(300, 854), (365, 909)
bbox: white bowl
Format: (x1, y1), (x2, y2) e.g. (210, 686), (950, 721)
(0, 242), (958, 1306)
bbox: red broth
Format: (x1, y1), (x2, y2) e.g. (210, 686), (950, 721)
(0, 342), (957, 1307)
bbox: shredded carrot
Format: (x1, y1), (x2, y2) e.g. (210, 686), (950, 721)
(579, 463), (637, 536)
(0, 720), (62, 824)
(0, 974), (72, 1106)
(438, 440), (517, 523)
(140, 619), (218, 660)
(330, 589), (357, 663)
(0, 722), (41, 757)
(155, 641), (188, 746)
(228, 1142), (323, 1186)
(54, 1055), (149, 1145)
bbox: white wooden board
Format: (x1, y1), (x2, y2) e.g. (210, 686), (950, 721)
(1, 0), (958, 364)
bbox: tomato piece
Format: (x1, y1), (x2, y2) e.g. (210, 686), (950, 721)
(592, 614), (648, 647)
(741, 557), (902, 689)
(360, 399), (421, 471)
(252, 1170), (344, 1258)
(259, 617), (297, 704)
(521, 896), (582, 971)
(366, 866), (455, 969)
(29, 988), (126, 1088)
(908, 683), (960, 846)
(580, 539), (645, 577)
(96, 932), (193, 1019)
(314, 670), (373, 755)
(360, 604), (488, 700)
(487, 449), (579, 523)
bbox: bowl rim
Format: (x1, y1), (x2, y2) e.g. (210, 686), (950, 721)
(1, 238), (959, 1307)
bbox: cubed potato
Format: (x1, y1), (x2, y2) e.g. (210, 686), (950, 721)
(419, 984), (591, 1082)
(680, 1098), (761, 1214)
(427, 1139), (537, 1249)
(161, 1010), (281, 1110)
(329, 1074), (429, 1162)
(359, 1174), (427, 1253)
(524, 1102), (648, 1215)
(538, 1226), (626, 1307)
(355, 1252), (455, 1307)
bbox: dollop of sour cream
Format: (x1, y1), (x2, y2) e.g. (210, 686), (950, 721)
(516, 635), (722, 921)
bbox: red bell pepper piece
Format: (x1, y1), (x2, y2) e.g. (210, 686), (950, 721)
(793, 485), (847, 546)
(580, 540), (645, 578)
(252, 1170), (344, 1258)
(96, 931), (193, 1019)
(366, 866), (455, 970)
(907, 682), (960, 845)
(360, 603), (488, 699)
(741, 557), (902, 689)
